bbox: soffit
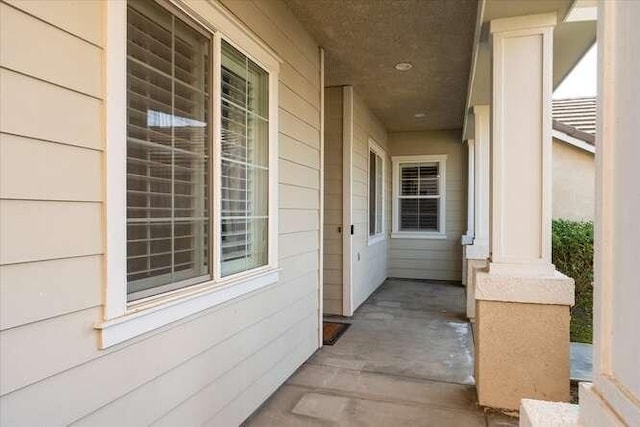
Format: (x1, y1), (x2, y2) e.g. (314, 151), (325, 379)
(283, 0), (478, 132)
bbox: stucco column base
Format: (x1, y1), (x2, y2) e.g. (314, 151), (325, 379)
(474, 270), (574, 410)
(519, 399), (579, 427)
(465, 258), (488, 319)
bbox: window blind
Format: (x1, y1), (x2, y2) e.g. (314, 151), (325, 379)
(398, 163), (440, 231)
(126, 0), (211, 300)
(220, 41), (269, 277)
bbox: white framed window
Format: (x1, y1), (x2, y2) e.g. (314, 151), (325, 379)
(392, 155), (447, 239)
(368, 139), (385, 245)
(99, 0), (280, 348)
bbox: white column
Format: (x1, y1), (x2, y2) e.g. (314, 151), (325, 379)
(461, 139), (474, 287)
(474, 13), (574, 410)
(462, 139), (475, 246)
(489, 14), (556, 276)
(521, 2), (640, 425)
(467, 105), (489, 259)
(464, 106), (490, 319)
(578, 1), (640, 425)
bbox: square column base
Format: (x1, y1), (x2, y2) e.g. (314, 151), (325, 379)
(474, 270), (574, 410)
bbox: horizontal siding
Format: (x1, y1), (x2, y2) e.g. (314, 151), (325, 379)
(0, 2), (102, 97)
(0, 271), (317, 425)
(0, 1), (323, 426)
(280, 109), (320, 150)
(0, 68), (102, 150)
(74, 290), (317, 426)
(350, 90), (390, 310)
(279, 209), (319, 234)
(279, 158), (320, 190)
(388, 130), (466, 282)
(279, 184), (319, 210)
(279, 230), (317, 259)
(322, 87), (343, 315)
(280, 82), (320, 129)
(207, 332), (317, 426)
(0, 200), (102, 265)
(280, 133), (319, 169)
(323, 299), (342, 316)
(154, 313), (317, 426)
(0, 134), (102, 202)
(0, 256), (101, 331)
(3, 0), (104, 46)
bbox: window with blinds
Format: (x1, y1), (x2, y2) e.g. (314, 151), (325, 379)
(220, 41), (269, 277)
(398, 163), (441, 232)
(126, 0), (211, 300)
(369, 150), (383, 236)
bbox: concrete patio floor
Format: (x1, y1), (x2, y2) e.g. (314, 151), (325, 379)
(244, 279), (519, 426)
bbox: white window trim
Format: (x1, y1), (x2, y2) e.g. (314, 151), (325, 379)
(98, 0), (281, 349)
(391, 154), (447, 240)
(367, 138), (386, 246)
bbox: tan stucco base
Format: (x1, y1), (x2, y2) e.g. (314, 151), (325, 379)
(465, 258), (488, 319)
(475, 300), (571, 410)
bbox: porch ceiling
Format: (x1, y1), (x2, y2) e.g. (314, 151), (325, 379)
(283, 0), (478, 132)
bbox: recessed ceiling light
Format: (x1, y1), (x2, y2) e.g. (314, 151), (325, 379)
(414, 113), (426, 118)
(394, 62), (413, 71)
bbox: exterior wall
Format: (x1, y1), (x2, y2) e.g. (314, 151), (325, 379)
(552, 138), (594, 221)
(350, 90), (390, 311)
(323, 87), (343, 315)
(387, 130), (465, 281)
(0, 1), (322, 425)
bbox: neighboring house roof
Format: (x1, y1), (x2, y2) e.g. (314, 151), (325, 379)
(552, 97), (596, 153)
(552, 97), (596, 134)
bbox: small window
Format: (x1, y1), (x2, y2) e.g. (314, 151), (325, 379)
(220, 41), (269, 277)
(368, 139), (385, 243)
(392, 155), (447, 239)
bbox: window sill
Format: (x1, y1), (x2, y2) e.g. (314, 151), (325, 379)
(95, 267), (280, 349)
(367, 233), (387, 246)
(391, 232), (448, 240)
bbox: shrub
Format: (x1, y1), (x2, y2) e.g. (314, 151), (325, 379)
(552, 219), (594, 343)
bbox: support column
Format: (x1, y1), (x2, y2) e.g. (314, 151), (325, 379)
(464, 106), (490, 320)
(521, 2), (640, 425)
(461, 138), (474, 286)
(578, 2), (640, 424)
(474, 13), (574, 410)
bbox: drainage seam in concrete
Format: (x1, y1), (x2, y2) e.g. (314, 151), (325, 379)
(284, 383), (485, 417)
(303, 359), (476, 388)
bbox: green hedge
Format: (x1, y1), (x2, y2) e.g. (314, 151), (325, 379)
(552, 219), (594, 343)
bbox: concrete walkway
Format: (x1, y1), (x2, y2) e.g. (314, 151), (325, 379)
(244, 279), (518, 426)
(570, 342), (593, 382)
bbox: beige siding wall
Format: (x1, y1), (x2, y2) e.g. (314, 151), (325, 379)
(351, 90), (390, 310)
(388, 130), (465, 281)
(552, 139), (594, 221)
(323, 87), (343, 315)
(0, 1), (322, 425)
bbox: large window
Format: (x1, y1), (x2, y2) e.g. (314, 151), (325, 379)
(392, 155), (447, 239)
(368, 139), (385, 243)
(101, 0), (280, 347)
(126, 0), (212, 301)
